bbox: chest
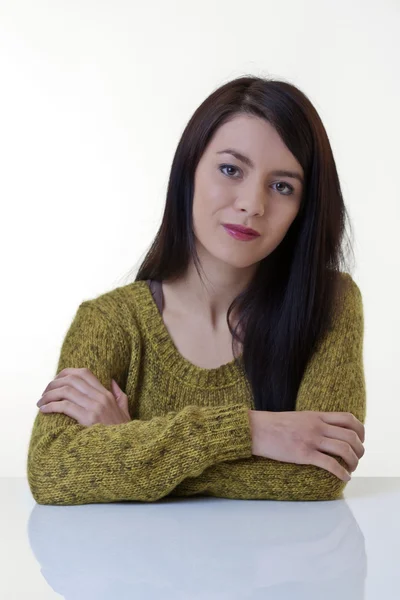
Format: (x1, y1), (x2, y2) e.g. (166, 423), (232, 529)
(162, 310), (240, 369)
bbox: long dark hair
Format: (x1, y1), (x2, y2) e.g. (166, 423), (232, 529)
(123, 75), (355, 412)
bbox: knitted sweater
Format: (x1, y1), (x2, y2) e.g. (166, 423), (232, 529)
(26, 273), (366, 505)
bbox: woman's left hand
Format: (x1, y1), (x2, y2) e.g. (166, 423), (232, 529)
(36, 367), (131, 426)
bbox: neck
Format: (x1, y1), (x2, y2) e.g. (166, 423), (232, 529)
(164, 256), (256, 332)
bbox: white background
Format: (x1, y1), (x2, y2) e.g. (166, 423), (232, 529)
(1, 0), (398, 477)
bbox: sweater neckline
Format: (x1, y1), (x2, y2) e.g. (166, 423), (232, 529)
(132, 280), (244, 389)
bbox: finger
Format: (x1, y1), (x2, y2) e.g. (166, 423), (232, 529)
(40, 400), (91, 426)
(321, 412), (365, 443)
(40, 373), (108, 406)
(44, 368), (110, 396)
(38, 384), (102, 410)
(311, 451), (351, 482)
(317, 437), (359, 472)
(322, 423), (365, 459)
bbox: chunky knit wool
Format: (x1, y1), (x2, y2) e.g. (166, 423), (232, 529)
(26, 273), (366, 505)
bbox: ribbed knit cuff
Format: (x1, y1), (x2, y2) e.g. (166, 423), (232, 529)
(187, 403), (253, 464)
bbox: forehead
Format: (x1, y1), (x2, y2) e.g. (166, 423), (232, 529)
(206, 114), (303, 174)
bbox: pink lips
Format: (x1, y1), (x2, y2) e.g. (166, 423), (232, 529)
(223, 223), (260, 236)
(223, 225), (260, 241)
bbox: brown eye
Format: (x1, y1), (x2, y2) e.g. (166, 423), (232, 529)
(272, 182), (295, 196)
(219, 165), (295, 196)
(219, 164), (241, 178)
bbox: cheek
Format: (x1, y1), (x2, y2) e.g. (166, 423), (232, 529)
(193, 186), (227, 221)
(259, 215), (296, 254)
(269, 203), (299, 230)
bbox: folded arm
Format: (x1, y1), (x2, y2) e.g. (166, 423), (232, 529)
(27, 301), (253, 505)
(170, 274), (367, 502)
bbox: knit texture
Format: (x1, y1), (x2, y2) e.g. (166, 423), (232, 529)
(26, 272), (366, 504)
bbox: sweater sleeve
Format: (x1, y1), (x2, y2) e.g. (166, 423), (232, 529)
(169, 274), (367, 502)
(26, 302), (253, 505)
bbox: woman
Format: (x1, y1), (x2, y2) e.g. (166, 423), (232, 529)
(27, 75), (366, 505)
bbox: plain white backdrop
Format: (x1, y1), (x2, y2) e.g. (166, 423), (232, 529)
(1, 0), (398, 478)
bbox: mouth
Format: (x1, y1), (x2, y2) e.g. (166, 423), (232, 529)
(222, 224), (260, 241)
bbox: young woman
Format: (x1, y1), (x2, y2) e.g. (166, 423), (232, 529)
(27, 75), (366, 505)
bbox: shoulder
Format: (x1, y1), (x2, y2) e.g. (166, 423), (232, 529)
(334, 271), (363, 309)
(337, 271), (361, 295)
(331, 271), (364, 332)
(77, 280), (149, 331)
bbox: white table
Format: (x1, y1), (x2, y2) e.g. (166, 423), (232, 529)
(2, 478), (399, 599)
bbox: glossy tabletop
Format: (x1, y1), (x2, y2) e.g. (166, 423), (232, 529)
(2, 478), (400, 599)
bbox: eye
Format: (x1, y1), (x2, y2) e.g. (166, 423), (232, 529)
(219, 164), (295, 196)
(219, 164), (241, 178)
(271, 182), (295, 196)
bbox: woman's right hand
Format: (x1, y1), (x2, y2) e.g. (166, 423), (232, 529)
(248, 409), (365, 482)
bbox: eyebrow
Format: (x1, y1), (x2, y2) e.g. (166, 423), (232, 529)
(216, 148), (304, 184)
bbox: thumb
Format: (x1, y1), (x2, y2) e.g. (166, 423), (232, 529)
(111, 378), (122, 399)
(111, 379), (130, 417)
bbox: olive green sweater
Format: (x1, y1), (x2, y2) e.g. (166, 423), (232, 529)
(26, 273), (366, 505)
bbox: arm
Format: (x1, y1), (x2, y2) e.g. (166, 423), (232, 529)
(170, 274), (367, 502)
(26, 302), (253, 505)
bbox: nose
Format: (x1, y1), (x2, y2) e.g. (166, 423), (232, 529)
(237, 186), (265, 217)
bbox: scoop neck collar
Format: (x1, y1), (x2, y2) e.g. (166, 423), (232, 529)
(131, 280), (244, 389)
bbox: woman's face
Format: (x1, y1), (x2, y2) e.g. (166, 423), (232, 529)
(192, 114), (304, 271)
